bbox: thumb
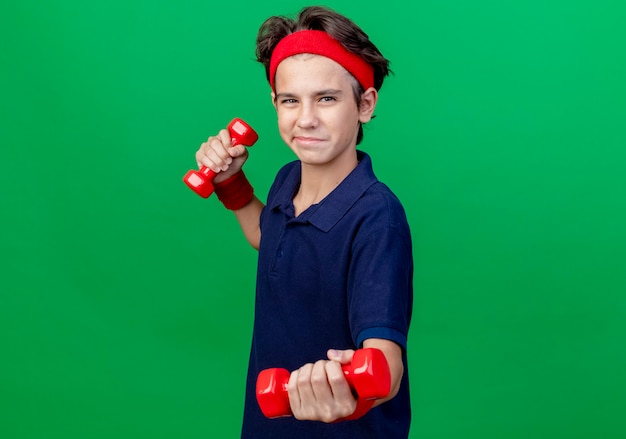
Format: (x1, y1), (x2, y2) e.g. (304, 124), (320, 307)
(327, 348), (355, 365)
(228, 144), (249, 159)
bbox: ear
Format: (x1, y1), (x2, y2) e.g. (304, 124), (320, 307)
(358, 87), (378, 124)
(271, 91), (277, 110)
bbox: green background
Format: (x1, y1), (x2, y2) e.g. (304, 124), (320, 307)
(2, 1), (624, 437)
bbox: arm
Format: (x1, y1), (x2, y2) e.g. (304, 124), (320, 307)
(232, 196), (263, 250)
(195, 128), (264, 250)
(362, 338), (404, 407)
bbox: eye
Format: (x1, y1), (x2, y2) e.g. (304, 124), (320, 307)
(320, 96), (336, 102)
(281, 98), (298, 105)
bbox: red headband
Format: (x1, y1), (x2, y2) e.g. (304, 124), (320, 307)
(269, 30), (375, 91)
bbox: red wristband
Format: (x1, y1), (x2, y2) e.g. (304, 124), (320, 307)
(213, 171), (254, 210)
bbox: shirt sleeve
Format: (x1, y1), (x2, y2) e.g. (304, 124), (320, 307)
(347, 201), (414, 351)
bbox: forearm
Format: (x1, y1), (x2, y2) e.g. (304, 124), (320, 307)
(362, 338), (404, 406)
(232, 196), (264, 250)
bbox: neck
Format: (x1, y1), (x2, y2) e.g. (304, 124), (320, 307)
(293, 151), (358, 216)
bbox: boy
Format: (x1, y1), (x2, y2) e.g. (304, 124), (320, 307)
(195, 6), (413, 438)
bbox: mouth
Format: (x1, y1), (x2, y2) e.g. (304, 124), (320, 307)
(293, 136), (326, 146)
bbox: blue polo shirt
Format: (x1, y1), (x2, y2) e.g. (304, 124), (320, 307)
(241, 151), (413, 438)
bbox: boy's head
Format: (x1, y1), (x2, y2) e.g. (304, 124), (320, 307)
(256, 6), (390, 145)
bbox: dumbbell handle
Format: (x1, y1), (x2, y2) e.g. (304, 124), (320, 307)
(256, 348), (391, 419)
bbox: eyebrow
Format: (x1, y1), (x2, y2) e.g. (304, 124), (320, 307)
(275, 89), (343, 101)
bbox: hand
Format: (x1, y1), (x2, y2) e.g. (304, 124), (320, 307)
(287, 349), (357, 423)
(195, 128), (249, 184)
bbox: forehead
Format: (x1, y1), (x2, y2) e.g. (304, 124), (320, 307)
(274, 54), (354, 92)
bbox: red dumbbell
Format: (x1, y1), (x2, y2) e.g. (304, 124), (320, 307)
(183, 118), (258, 198)
(256, 348), (391, 420)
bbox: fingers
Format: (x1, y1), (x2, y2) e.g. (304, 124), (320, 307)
(195, 129), (250, 179)
(327, 348), (355, 365)
(196, 131), (247, 170)
(287, 360), (356, 422)
(196, 129), (232, 173)
(325, 361), (354, 402)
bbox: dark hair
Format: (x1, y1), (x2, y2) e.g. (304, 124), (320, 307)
(256, 6), (391, 144)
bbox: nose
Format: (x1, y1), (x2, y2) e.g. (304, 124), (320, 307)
(296, 101), (318, 129)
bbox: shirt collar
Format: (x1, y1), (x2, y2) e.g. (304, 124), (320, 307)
(270, 151), (379, 232)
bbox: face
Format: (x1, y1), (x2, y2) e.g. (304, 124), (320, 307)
(272, 54), (377, 169)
